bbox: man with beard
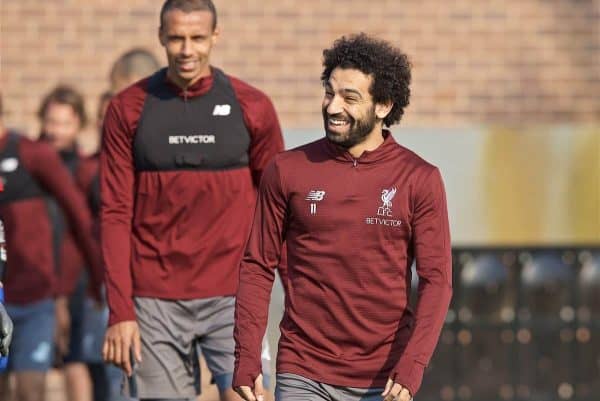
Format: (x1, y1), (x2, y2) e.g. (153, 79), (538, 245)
(233, 34), (452, 401)
(100, 1), (283, 400)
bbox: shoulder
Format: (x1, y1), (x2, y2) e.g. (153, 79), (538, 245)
(391, 141), (439, 178)
(391, 144), (444, 201)
(112, 76), (150, 105)
(226, 73), (275, 110)
(106, 75), (153, 130)
(17, 136), (61, 172)
(19, 135), (54, 157)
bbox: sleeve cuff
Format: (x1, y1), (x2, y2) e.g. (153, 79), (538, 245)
(108, 307), (137, 326)
(233, 366), (260, 389)
(391, 358), (426, 397)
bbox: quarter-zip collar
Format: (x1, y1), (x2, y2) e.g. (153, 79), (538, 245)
(322, 129), (398, 165)
(163, 66), (215, 99)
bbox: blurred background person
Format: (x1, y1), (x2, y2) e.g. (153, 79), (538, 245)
(0, 93), (103, 401)
(0, 96), (14, 362)
(37, 85), (106, 401)
(109, 48), (161, 94)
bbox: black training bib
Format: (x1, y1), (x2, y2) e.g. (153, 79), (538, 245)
(134, 68), (251, 172)
(0, 133), (45, 204)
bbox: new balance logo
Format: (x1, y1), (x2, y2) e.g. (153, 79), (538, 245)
(212, 104), (231, 116)
(0, 157), (19, 173)
(168, 135), (216, 144)
(305, 190), (326, 201)
(305, 190), (326, 215)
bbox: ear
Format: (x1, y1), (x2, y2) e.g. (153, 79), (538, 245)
(211, 26), (220, 46)
(375, 101), (393, 120)
(158, 26), (166, 46)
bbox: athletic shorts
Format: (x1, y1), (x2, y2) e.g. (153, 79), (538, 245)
(123, 296), (271, 399)
(275, 373), (386, 401)
(65, 277), (107, 364)
(5, 298), (55, 372)
(65, 297), (107, 364)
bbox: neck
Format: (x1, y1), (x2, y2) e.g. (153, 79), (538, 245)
(346, 126), (385, 158)
(166, 66), (211, 89)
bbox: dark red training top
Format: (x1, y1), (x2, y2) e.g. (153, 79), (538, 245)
(233, 133), (452, 396)
(0, 132), (103, 304)
(56, 153), (101, 297)
(101, 67), (284, 325)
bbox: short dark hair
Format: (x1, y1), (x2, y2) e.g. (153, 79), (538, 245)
(110, 48), (160, 89)
(160, 0), (217, 31)
(321, 33), (412, 127)
(38, 85), (87, 127)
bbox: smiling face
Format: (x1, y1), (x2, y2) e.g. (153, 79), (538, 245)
(322, 67), (381, 149)
(159, 9), (219, 88)
(322, 67), (394, 152)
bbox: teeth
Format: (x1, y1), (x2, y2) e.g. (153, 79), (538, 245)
(329, 118), (348, 126)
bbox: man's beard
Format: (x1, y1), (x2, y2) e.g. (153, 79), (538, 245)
(323, 106), (377, 149)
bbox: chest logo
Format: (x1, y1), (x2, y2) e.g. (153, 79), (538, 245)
(168, 135), (216, 144)
(366, 187), (402, 227)
(212, 104), (231, 116)
(305, 190), (326, 215)
(378, 187), (397, 217)
(0, 158), (19, 173)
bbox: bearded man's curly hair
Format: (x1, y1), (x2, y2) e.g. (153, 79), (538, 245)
(321, 33), (411, 127)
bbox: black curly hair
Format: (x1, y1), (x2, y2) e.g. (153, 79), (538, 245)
(321, 33), (411, 127)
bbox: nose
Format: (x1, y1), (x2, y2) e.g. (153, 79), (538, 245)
(325, 94), (344, 116)
(181, 38), (193, 56)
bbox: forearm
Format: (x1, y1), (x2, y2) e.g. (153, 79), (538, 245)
(392, 278), (452, 395)
(101, 100), (136, 325)
(233, 259), (276, 387)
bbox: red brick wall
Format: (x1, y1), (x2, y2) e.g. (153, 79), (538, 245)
(1, 0), (598, 138)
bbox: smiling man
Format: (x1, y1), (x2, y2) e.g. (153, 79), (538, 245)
(100, 1), (283, 401)
(233, 34), (452, 401)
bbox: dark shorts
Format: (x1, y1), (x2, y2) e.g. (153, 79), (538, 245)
(5, 298), (55, 372)
(65, 277), (107, 364)
(124, 296), (271, 399)
(275, 373), (386, 401)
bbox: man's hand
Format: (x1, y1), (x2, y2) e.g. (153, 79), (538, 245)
(54, 296), (70, 357)
(234, 373), (264, 401)
(0, 303), (13, 356)
(102, 320), (142, 377)
(382, 378), (412, 401)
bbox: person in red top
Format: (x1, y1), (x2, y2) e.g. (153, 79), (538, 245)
(100, 1), (283, 400)
(233, 34), (453, 401)
(0, 94), (103, 401)
(37, 85), (111, 401)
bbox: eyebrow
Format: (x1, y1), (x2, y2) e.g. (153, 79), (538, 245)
(324, 82), (363, 99)
(340, 88), (362, 98)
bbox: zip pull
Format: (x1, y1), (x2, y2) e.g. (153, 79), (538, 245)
(353, 159), (358, 167)
(183, 89), (188, 102)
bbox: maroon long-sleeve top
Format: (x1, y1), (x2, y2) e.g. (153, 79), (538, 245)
(101, 68), (284, 326)
(233, 133), (452, 396)
(0, 133), (103, 304)
(56, 154), (101, 297)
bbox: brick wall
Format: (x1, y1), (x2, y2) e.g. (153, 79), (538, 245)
(1, 0), (599, 139)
